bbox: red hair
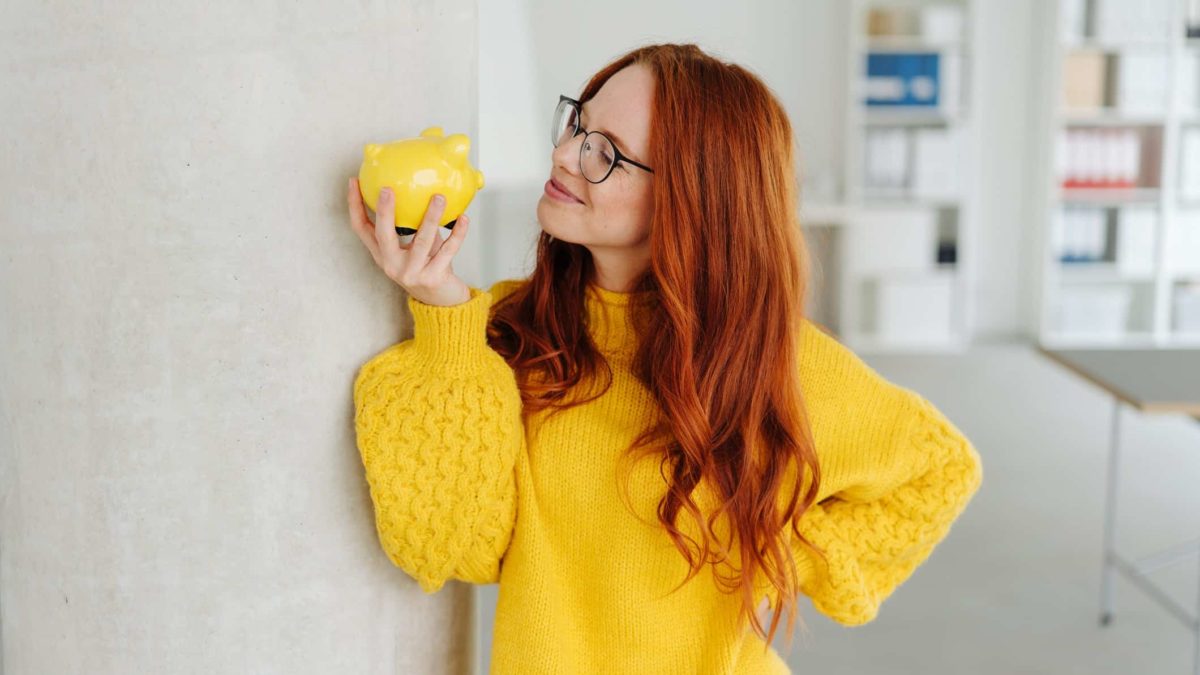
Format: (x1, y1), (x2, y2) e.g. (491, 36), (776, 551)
(485, 42), (826, 652)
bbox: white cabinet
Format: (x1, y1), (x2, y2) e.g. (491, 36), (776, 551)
(839, 0), (977, 353)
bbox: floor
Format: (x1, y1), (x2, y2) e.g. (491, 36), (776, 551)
(475, 341), (1200, 674)
(777, 340), (1200, 675)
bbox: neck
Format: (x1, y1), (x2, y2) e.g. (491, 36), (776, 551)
(585, 244), (651, 293)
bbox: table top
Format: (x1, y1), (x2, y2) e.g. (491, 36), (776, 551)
(1036, 346), (1200, 415)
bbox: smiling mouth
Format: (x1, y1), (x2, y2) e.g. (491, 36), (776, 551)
(547, 178), (583, 204)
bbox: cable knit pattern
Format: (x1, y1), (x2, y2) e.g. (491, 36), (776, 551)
(790, 388), (984, 627)
(353, 281), (526, 593)
(351, 277), (984, 674)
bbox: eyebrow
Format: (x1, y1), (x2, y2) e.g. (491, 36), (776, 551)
(579, 101), (643, 165)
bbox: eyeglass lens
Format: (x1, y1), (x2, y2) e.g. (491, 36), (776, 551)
(552, 100), (616, 183)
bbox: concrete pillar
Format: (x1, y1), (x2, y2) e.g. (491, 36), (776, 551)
(0, 2), (481, 673)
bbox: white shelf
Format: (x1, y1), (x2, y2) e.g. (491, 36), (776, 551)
(1033, 0), (1200, 348)
(1039, 331), (1161, 347)
(859, 37), (966, 51)
(861, 108), (962, 125)
(1058, 187), (1162, 204)
(860, 194), (964, 208)
(1060, 109), (1169, 125)
(1057, 263), (1157, 283)
(1062, 38), (1173, 51)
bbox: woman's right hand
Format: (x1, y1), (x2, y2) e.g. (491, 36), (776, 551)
(347, 177), (473, 307)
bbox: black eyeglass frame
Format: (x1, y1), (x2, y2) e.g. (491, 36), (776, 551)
(555, 94), (655, 183)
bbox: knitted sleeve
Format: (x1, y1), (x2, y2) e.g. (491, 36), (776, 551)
(352, 278), (525, 594)
(790, 323), (984, 626)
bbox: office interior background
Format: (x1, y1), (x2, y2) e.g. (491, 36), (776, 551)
(1, 0), (1199, 673)
(466, 2), (1200, 673)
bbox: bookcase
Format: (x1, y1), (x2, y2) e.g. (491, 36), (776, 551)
(837, 0), (979, 353)
(1030, 0), (1200, 347)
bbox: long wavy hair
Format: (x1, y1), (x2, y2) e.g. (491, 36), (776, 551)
(485, 42), (827, 652)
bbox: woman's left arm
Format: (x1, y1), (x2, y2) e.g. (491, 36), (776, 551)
(792, 389), (984, 626)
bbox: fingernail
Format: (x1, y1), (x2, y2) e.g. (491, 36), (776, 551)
(380, 188), (390, 200)
(433, 194), (445, 206)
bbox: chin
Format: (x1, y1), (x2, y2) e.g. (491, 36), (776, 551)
(536, 198), (569, 240)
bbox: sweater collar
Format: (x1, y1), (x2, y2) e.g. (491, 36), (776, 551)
(584, 282), (653, 359)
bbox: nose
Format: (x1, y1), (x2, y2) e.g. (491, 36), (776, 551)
(552, 130), (584, 178)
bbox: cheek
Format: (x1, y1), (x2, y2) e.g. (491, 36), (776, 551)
(620, 183), (654, 239)
(590, 193), (646, 241)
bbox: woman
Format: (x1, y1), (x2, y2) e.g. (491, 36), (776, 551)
(348, 42), (983, 674)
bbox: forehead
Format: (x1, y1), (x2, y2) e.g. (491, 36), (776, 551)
(581, 64), (653, 155)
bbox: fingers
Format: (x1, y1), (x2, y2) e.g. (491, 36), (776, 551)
(347, 178), (381, 262)
(407, 193), (447, 263)
(347, 180), (462, 284)
(373, 185), (403, 270)
(425, 212), (470, 276)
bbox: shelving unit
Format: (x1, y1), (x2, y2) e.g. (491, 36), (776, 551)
(839, 0), (979, 353)
(1030, 0), (1200, 347)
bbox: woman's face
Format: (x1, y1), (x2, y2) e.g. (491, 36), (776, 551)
(537, 64), (655, 255)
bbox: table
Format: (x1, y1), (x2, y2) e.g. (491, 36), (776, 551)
(1037, 346), (1200, 673)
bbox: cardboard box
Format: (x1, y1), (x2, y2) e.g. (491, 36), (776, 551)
(1062, 51), (1107, 110)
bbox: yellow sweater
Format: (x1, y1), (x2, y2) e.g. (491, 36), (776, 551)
(353, 278), (983, 674)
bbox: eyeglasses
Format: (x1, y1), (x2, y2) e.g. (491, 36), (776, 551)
(552, 94), (654, 184)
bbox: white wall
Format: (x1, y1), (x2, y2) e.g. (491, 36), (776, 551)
(0, 2), (479, 673)
(477, 0), (1041, 340)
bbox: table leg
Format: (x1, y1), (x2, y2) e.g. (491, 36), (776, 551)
(1100, 396), (1122, 627)
(1191, 414), (1200, 675)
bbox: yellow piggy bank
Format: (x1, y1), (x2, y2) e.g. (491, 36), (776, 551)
(358, 126), (485, 235)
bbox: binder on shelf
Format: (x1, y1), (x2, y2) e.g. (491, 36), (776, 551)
(1060, 0), (1088, 43)
(1174, 282), (1200, 334)
(864, 127), (911, 193)
(1115, 52), (1170, 114)
(1168, 211), (1200, 274)
(1115, 205), (1157, 276)
(1094, 0), (1171, 43)
(864, 52), (940, 107)
(911, 127), (962, 199)
(1057, 206), (1107, 263)
(1180, 127), (1200, 201)
(1059, 128), (1140, 188)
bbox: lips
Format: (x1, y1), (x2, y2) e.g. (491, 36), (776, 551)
(549, 177), (583, 203)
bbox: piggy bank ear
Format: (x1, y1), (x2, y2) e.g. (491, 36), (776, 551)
(441, 134), (471, 163)
(363, 143), (382, 160)
(419, 126), (444, 138)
